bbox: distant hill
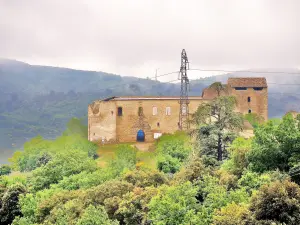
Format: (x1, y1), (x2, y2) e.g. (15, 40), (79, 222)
(0, 59), (299, 163)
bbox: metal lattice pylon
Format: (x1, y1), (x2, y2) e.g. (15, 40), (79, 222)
(178, 49), (190, 130)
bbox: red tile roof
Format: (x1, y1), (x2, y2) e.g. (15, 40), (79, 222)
(228, 77), (267, 88)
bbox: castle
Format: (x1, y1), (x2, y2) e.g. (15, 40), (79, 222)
(88, 77), (268, 143)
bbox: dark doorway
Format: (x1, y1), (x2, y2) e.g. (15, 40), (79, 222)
(137, 130), (145, 142)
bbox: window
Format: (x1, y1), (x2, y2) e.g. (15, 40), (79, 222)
(117, 107), (122, 116)
(153, 106), (158, 115)
(166, 107), (171, 115)
(235, 87), (247, 90)
(248, 97), (251, 102)
(253, 87), (263, 91)
(248, 109), (252, 113)
(157, 122), (160, 127)
(138, 107), (143, 116)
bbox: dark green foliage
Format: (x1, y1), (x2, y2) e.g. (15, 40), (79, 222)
(123, 169), (167, 188)
(116, 187), (158, 225)
(173, 156), (208, 183)
(0, 184), (26, 225)
(248, 180), (300, 224)
(0, 165), (11, 176)
(191, 96), (244, 161)
(157, 155), (181, 174)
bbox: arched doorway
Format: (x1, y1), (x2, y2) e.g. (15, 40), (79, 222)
(137, 130), (145, 142)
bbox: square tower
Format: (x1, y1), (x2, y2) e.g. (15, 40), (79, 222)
(227, 77), (268, 121)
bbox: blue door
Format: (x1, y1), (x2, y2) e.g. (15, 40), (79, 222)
(137, 130), (145, 142)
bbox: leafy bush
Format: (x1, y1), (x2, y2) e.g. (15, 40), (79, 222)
(0, 165), (12, 176)
(77, 205), (119, 225)
(28, 150), (97, 192)
(222, 137), (252, 177)
(156, 132), (192, 174)
(213, 202), (249, 225)
(249, 180), (300, 224)
(248, 114), (300, 173)
(148, 182), (199, 225)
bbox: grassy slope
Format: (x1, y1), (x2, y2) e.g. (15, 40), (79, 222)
(96, 143), (157, 169)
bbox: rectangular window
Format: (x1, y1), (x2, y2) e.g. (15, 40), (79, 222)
(153, 106), (158, 115)
(117, 107), (123, 116)
(166, 107), (171, 115)
(248, 109), (252, 113)
(248, 97), (251, 102)
(235, 87), (247, 90)
(253, 87), (263, 91)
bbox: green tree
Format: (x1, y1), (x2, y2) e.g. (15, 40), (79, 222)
(29, 150), (97, 192)
(0, 165), (12, 176)
(221, 137), (252, 177)
(191, 96), (244, 161)
(208, 82), (228, 97)
(213, 202), (249, 225)
(0, 184), (27, 225)
(117, 187), (158, 225)
(248, 113), (300, 173)
(173, 155), (208, 184)
(248, 180), (300, 224)
(148, 182), (199, 225)
(77, 205), (119, 225)
(156, 132), (192, 174)
(123, 169), (167, 188)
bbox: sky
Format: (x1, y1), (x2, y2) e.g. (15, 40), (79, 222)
(0, 0), (299, 81)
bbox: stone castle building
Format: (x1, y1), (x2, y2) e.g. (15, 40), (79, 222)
(88, 77), (268, 143)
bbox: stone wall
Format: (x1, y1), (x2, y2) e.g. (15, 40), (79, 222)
(229, 87), (268, 121)
(88, 82), (268, 144)
(88, 101), (117, 143)
(113, 99), (207, 143)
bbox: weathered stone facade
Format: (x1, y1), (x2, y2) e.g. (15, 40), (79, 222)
(88, 77), (268, 143)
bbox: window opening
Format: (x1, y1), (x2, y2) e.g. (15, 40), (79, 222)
(117, 107), (123, 116)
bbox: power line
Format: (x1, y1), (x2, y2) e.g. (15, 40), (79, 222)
(189, 68), (300, 75)
(188, 77), (300, 86)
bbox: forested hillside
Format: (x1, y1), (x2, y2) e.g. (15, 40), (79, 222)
(1, 59), (300, 162)
(1, 97), (300, 225)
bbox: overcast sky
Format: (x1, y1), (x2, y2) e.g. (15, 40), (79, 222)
(0, 0), (299, 81)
